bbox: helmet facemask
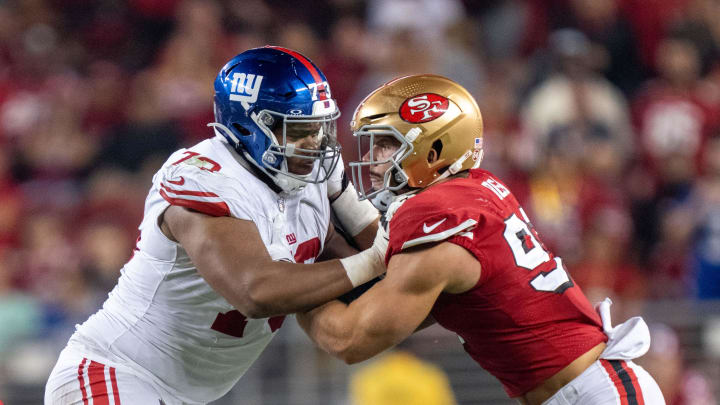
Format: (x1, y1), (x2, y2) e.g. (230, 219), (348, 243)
(210, 103), (341, 193)
(349, 125), (415, 202)
(256, 106), (341, 183)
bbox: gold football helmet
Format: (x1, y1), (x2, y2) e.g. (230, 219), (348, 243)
(349, 74), (484, 202)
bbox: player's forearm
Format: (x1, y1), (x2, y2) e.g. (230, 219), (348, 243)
(351, 218), (380, 250)
(242, 259), (354, 318)
(188, 235), (353, 318)
(297, 300), (356, 357)
(206, 248), (382, 318)
(298, 299), (400, 364)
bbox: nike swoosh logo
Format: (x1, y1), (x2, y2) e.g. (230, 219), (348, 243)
(167, 176), (185, 186)
(423, 218), (447, 233)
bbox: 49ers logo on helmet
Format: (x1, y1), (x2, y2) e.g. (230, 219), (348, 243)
(399, 93), (449, 123)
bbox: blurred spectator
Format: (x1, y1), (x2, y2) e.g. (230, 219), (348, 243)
(474, 0), (528, 63)
(636, 323), (717, 405)
(474, 67), (524, 180)
(632, 36), (717, 187)
(366, 0), (464, 49)
(0, 252), (42, 361)
(520, 29), (633, 256)
(343, 27), (435, 148)
(76, 218), (134, 293)
(15, 74), (99, 182)
(645, 203), (695, 298)
(567, 0), (645, 96)
(690, 136), (720, 299)
(83, 61), (129, 139)
(572, 208), (647, 305)
(629, 35), (718, 266)
(619, 0), (692, 69)
(17, 211), (81, 299)
(522, 29), (633, 170)
(349, 351), (457, 405)
(435, 18), (486, 100)
(0, 142), (22, 249)
(319, 15), (370, 160)
(275, 21), (321, 62)
(665, 0), (720, 76)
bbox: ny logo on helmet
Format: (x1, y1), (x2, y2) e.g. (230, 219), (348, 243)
(229, 73), (264, 103)
(400, 93), (449, 123)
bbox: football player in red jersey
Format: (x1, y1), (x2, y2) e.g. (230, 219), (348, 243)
(297, 75), (666, 405)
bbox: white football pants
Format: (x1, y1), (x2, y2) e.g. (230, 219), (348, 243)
(45, 345), (188, 405)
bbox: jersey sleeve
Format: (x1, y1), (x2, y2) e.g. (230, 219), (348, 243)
(386, 194), (481, 262)
(155, 163), (260, 221)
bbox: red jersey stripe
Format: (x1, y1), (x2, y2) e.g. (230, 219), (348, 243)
(160, 189), (231, 217)
(160, 183), (220, 198)
(77, 358), (89, 405)
(110, 367), (122, 404)
(266, 46), (322, 84)
(88, 361), (110, 405)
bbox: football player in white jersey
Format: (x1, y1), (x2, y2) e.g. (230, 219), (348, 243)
(44, 46), (386, 404)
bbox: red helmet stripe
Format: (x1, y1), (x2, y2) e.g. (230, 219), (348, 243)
(266, 46), (322, 83)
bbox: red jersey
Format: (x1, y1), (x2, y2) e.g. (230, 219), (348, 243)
(385, 169), (607, 397)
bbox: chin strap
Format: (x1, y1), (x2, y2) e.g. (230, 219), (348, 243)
(273, 173), (309, 194)
(370, 190), (394, 213)
(428, 148), (484, 186)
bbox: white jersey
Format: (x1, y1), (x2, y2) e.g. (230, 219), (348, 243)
(69, 136), (330, 403)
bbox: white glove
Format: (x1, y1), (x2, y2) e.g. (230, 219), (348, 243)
(339, 222), (389, 287)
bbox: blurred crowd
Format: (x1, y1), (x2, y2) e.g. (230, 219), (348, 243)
(0, 0), (719, 403)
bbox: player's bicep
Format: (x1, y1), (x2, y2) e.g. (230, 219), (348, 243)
(351, 246), (448, 348)
(163, 205), (272, 310)
(361, 241), (480, 338)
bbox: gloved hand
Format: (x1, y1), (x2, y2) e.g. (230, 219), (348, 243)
(339, 223), (389, 287)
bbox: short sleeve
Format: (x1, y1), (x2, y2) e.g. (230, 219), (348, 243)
(386, 195), (479, 260)
(155, 163), (257, 221)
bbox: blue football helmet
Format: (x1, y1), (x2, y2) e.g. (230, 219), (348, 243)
(209, 46), (341, 193)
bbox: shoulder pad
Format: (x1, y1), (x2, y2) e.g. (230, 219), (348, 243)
(387, 192), (477, 254)
(157, 164), (236, 217)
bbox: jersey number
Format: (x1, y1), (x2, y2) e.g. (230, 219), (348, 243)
(503, 212), (573, 294)
(172, 151), (221, 172)
(210, 238), (321, 337)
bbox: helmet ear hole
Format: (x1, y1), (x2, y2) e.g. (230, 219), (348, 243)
(428, 140), (443, 163)
(232, 123), (251, 136)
